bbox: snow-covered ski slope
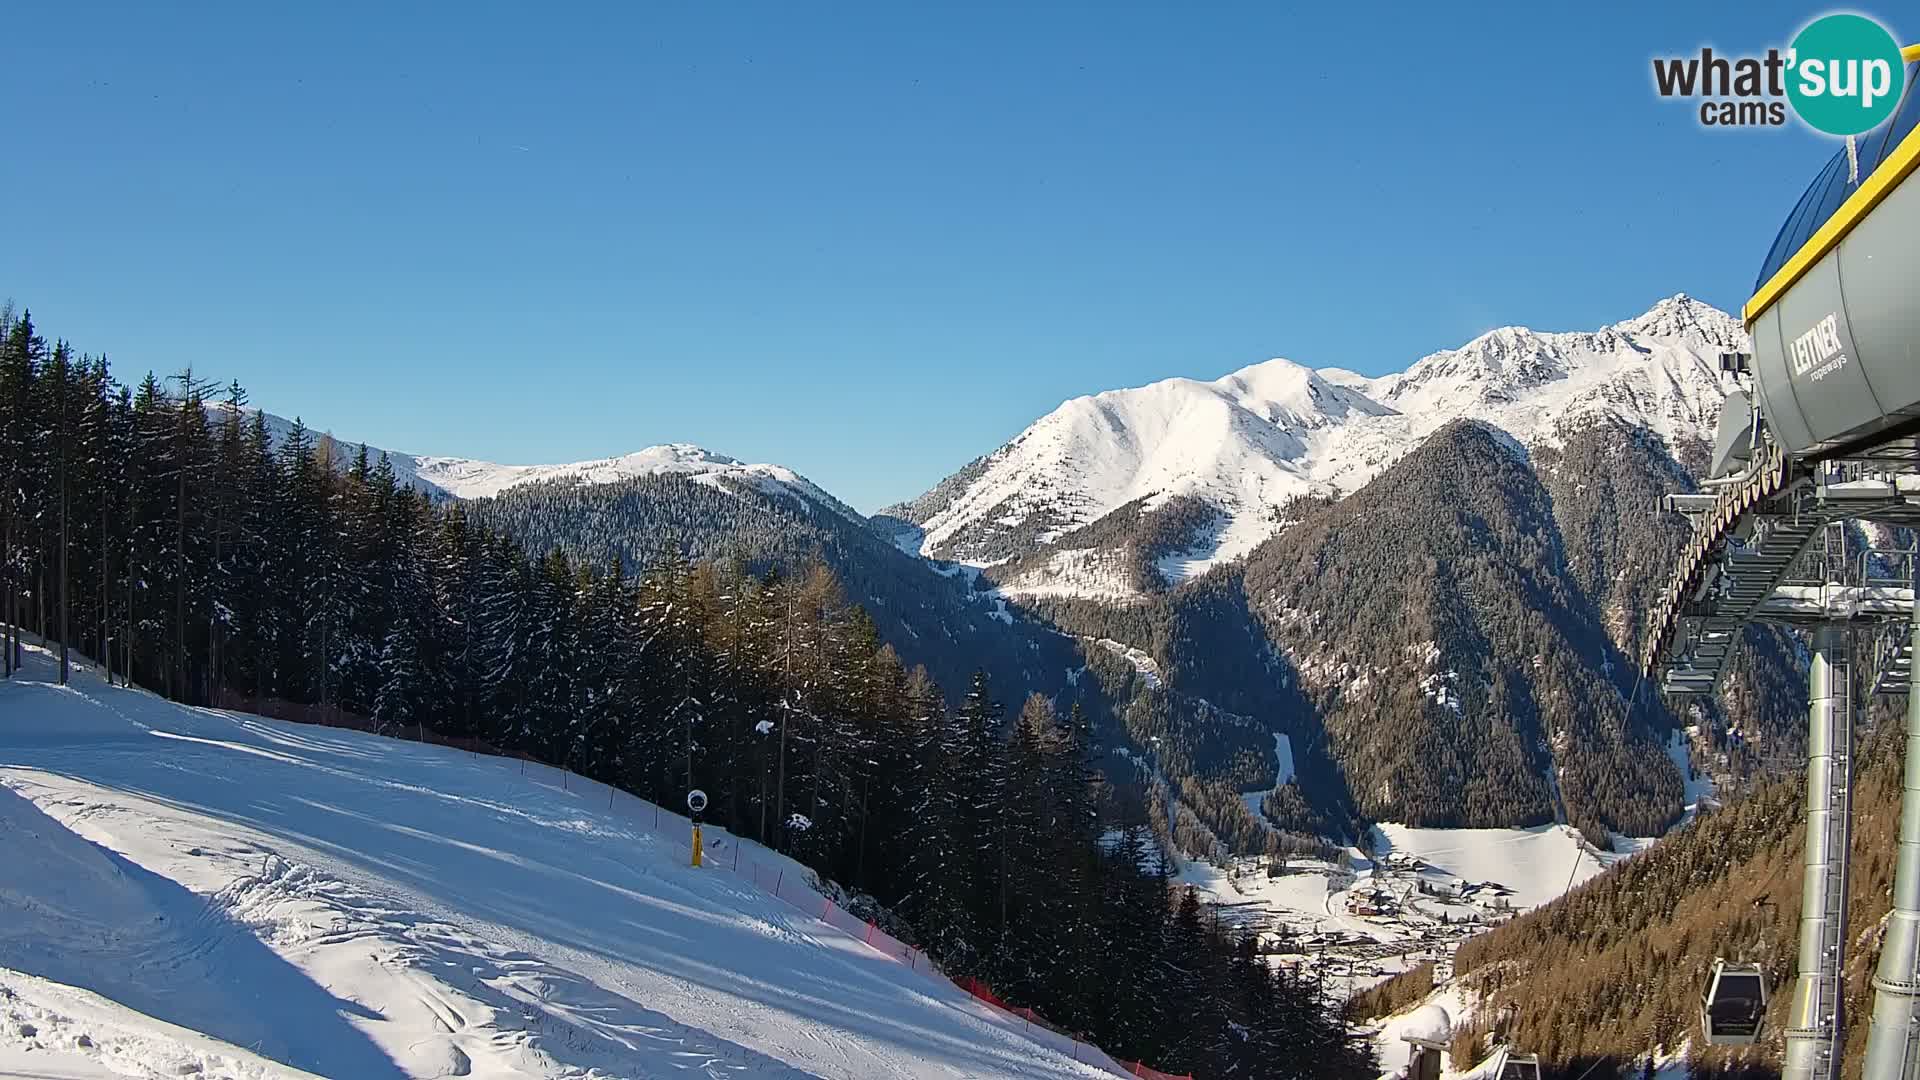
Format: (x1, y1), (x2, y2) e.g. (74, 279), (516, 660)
(0, 646), (1115, 1080)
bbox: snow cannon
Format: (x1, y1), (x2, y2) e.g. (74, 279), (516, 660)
(687, 789), (708, 867)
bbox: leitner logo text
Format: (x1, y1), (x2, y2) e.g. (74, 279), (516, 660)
(1790, 313), (1849, 382)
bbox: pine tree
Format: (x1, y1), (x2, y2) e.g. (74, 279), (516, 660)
(167, 370), (215, 702)
(0, 314), (47, 674)
(953, 669), (1008, 935)
(371, 495), (431, 734)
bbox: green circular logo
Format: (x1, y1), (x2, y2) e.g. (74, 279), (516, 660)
(1787, 14), (1907, 136)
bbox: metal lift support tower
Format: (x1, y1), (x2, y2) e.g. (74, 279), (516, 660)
(1645, 46), (1920, 1079)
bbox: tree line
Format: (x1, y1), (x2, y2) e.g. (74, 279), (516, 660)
(0, 308), (1373, 1079)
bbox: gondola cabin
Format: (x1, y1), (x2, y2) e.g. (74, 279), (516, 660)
(1701, 960), (1769, 1045)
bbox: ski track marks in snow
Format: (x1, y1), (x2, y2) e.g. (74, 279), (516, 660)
(0, 648), (1113, 1080)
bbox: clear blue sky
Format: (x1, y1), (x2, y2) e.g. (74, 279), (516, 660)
(0, 2), (1895, 511)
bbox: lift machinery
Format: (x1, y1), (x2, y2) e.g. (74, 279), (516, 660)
(1645, 43), (1920, 1080)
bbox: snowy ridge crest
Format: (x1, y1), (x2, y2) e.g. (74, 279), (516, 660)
(205, 407), (859, 522)
(909, 294), (1741, 594)
(410, 442), (864, 521)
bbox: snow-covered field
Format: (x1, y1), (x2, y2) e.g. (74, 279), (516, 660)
(0, 646), (1115, 1080)
(1368, 823), (1607, 912)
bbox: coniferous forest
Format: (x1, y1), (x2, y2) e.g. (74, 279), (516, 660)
(0, 308), (1376, 1079)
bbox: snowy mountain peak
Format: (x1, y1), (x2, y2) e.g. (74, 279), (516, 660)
(1613, 292), (1747, 349)
(616, 443), (744, 469)
(1381, 325), (1564, 407)
(905, 296), (1745, 596)
(407, 442), (771, 500)
(1213, 357), (1396, 427)
(410, 444), (717, 495)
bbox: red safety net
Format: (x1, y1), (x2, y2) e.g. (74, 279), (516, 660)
(1124, 1065), (1195, 1080)
(950, 974), (1191, 1079)
(954, 976), (1011, 1011)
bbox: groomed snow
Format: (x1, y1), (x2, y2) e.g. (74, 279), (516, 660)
(0, 646), (1115, 1080)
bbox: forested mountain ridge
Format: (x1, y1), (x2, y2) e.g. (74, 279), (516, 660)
(462, 469), (1105, 723)
(1240, 419), (1679, 838)
(462, 467), (1332, 862)
(1533, 418), (1813, 770)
